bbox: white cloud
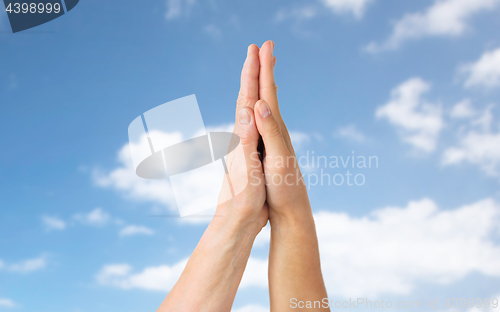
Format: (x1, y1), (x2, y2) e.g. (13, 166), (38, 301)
(41, 215), (66, 231)
(232, 304), (269, 312)
(319, 0), (373, 19)
(96, 259), (187, 291)
(96, 264), (133, 286)
(96, 255), (267, 292)
(442, 110), (500, 176)
(334, 125), (366, 142)
(253, 224), (270, 248)
(376, 78), (443, 152)
(316, 198), (500, 297)
(73, 208), (111, 226)
(461, 47), (500, 89)
(95, 198), (500, 298)
(94, 123), (240, 219)
(205, 123), (234, 133)
(240, 257), (268, 288)
(247, 198), (500, 298)
(93, 142), (177, 209)
(43, 209), (139, 234)
(4, 255), (47, 273)
(472, 105), (495, 131)
(119, 225), (154, 237)
(366, 0), (500, 52)
(0, 298), (16, 308)
(165, 0), (196, 20)
(450, 99), (476, 119)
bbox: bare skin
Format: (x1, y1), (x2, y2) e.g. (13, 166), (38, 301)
(157, 41), (329, 312)
(255, 41), (330, 312)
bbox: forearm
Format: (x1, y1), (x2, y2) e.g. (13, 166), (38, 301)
(269, 207), (330, 311)
(158, 217), (258, 312)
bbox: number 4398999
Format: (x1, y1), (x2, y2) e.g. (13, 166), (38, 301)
(444, 298), (498, 309)
(6, 3), (61, 14)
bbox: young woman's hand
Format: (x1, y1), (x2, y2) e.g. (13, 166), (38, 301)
(253, 41), (312, 223)
(254, 40), (330, 311)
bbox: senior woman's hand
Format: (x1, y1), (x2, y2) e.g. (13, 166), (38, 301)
(215, 43), (268, 237)
(157, 44), (268, 312)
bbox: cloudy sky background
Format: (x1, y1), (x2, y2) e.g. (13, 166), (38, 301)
(1, 0), (500, 311)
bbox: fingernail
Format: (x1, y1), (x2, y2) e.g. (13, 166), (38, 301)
(271, 41), (275, 55)
(239, 109), (251, 125)
(258, 101), (271, 118)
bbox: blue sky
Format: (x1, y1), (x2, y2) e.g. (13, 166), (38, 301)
(1, 0), (500, 311)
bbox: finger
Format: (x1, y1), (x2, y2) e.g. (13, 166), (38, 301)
(220, 107), (262, 205)
(234, 106), (262, 175)
(259, 41), (294, 154)
(259, 41), (280, 117)
(237, 44), (260, 111)
(254, 99), (290, 158)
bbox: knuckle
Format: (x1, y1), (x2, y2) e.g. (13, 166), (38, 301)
(259, 84), (278, 93)
(236, 96), (247, 107)
(237, 89), (256, 106)
(238, 130), (254, 146)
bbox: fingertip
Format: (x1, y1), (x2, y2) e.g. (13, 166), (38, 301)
(259, 41), (274, 70)
(247, 44), (259, 55)
(260, 40), (273, 50)
(243, 44), (260, 71)
(264, 41), (274, 55)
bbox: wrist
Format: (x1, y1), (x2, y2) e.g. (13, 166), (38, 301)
(209, 210), (262, 245)
(269, 204), (315, 231)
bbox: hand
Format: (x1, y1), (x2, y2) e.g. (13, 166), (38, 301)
(215, 44), (268, 236)
(157, 45), (270, 312)
(253, 41), (312, 222)
(254, 41), (329, 311)
(158, 42), (328, 312)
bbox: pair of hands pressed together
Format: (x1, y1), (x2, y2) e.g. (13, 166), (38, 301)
(158, 41), (329, 312)
(217, 40), (309, 236)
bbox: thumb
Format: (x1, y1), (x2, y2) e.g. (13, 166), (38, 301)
(218, 107), (262, 205)
(235, 106), (259, 154)
(254, 99), (290, 158)
(233, 106), (262, 178)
